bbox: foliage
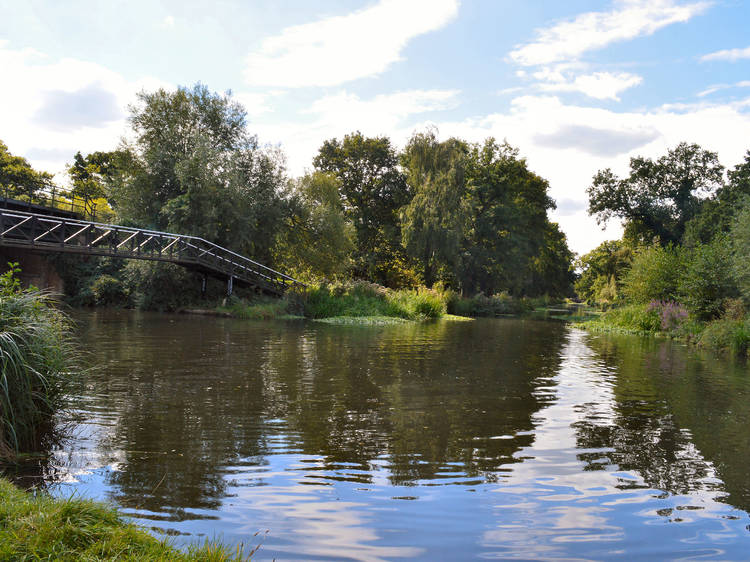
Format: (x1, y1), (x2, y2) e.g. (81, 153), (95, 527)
(0, 264), (78, 459)
(123, 261), (197, 311)
(109, 84), (285, 264)
(274, 172), (355, 281)
(678, 235), (736, 320)
(575, 240), (633, 304)
(461, 138), (558, 296)
(731, 199), (750, 305)
(400, 129), (470, 287)
(450, 292), (530, 317)
(314, 131), (412, 285)
(621, 244), (683, 304)
(90, 275), (129, 307)
(0, 478), (253, 561)
(593, 303), (662, 334)
(588, 143), (724, 245)
(294, 281), (447, 320)
(0, 139), (53, 198)
(217, 296), (291, 320)
(697, 317), (750, 355)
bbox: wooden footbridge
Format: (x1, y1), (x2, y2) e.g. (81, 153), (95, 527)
(0, 207), (303, 296)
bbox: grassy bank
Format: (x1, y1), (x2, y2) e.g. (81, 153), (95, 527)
(0, 478), (251, 561)
(204, 282), (562, 324)
(577, 301), (750, 356)
(0, 264), (78, 460)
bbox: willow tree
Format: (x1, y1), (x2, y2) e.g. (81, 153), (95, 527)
(400, 130), (470, 287)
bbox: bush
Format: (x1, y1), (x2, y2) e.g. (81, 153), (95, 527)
(90, 274), (129, 307)
(451, 292), (528, 317)
(598, 303), (662, 333)
(124, 261), (197, 311)
(678, 236), (737, 320)
(621, 244), (683, 304)
(0, 264), (78, 459)
(697, 317), (750, 355)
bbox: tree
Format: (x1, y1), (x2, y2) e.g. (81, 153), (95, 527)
(108, 84), (285, 262)
(275, 172), (355, 281)
(0, 140), (53, 198)
(313, 132), (412, 285)
(684, 151), (750, 245)
(575, 240), (633, 304)
(461, 139), (557, 296)
(400, 130), (470, 287)
(588, 143), (724, 245)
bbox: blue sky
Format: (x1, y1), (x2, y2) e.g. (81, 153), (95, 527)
(1, 0), (749, 253)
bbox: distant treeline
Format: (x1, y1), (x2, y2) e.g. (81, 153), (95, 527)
(1, 83), (573, 308)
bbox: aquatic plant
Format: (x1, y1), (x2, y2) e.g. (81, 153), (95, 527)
(0, 263), (78, 459)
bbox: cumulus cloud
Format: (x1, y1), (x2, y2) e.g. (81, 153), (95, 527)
(33, 84), (123, 131)
(537, 71), (643, 100)
(510, 0), (709, 66)
(534, 124), (660, 156)
(244, 0), (459, 87)
(0, 42), (168, 178)
(700, 45), (750, 62)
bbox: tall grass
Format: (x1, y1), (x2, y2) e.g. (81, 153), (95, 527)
(0, 264), (78, 459)
(293, 281), (447, 320)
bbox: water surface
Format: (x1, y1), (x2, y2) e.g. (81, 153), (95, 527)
(16, 311), (750, 559)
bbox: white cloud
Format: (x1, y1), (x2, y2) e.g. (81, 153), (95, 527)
(697, 80), (750, 97)
(700, 45), (750, 62)
(254, 89), (459, 173)
(161, 15), (175, 28)
(510, 0), (709, 66)
(244, 0), (459, 87)
(537, 71), (643, 100)
(0, 42), (169, 181)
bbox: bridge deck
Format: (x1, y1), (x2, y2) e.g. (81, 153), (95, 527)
(0, 209), (302, 296)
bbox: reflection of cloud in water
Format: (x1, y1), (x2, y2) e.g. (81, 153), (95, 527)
(481, 329), (745, 559)
(221, 465), (424, 562)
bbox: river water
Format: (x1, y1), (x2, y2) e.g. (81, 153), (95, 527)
(25, 311), (750, 559)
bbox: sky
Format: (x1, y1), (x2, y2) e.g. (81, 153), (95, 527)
(1, 0), (749, 255)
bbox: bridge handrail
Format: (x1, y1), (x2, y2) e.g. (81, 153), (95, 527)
(0, 209), (305, 291)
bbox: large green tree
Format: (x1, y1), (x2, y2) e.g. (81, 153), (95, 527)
(400, 130), (470, 287)
(313, 132), (413, 286)
(109, 84), (285, 262)
(461, 139), (557, 296)
(588, 143), (724, 245)
(275, 171), (355, 281)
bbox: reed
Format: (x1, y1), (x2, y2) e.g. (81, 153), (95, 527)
(0, 263), (78, 459)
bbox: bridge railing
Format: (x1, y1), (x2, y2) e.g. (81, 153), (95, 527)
(0, 209), (303, 295)
(0, 184), (97, 221)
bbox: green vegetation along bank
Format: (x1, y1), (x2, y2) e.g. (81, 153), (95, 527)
(575, 143), (750, 356)
(0, 478), (252, 561)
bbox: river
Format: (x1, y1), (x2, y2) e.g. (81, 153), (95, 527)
(19, 310), (750, 559)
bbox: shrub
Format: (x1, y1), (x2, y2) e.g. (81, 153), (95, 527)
(0, 264), (78, 459)
(647, 300), (688, 331)
(697, 317), (750, 355)
(621, 244), (683, 304)
(90, 275), (129, 307)
(678, 235), (737, 320)
(598, 303), (662, 333)
(123, 261), (197, 311)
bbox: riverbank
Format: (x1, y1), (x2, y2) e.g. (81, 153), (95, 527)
(194, 282), (569, 324)
(0, 477), (251, 561)
(575, 302), (750, 356)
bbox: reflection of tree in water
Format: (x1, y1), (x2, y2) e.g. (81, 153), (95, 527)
(69, 313), (570, 516)
(262, 319), (569, 485)
(581, 334), (750, 512)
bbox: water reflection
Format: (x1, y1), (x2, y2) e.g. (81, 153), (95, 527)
(6, 311), (750, 559)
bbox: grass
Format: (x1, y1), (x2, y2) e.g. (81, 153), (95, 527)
(0, 264), (79, 460)
(0, 477), (254, 561)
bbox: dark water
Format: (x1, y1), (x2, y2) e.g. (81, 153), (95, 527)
(18, 311), (750, 559)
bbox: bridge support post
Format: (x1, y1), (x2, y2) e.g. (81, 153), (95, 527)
(200, 274), (207, 299)
(227, 275), (233, 297)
